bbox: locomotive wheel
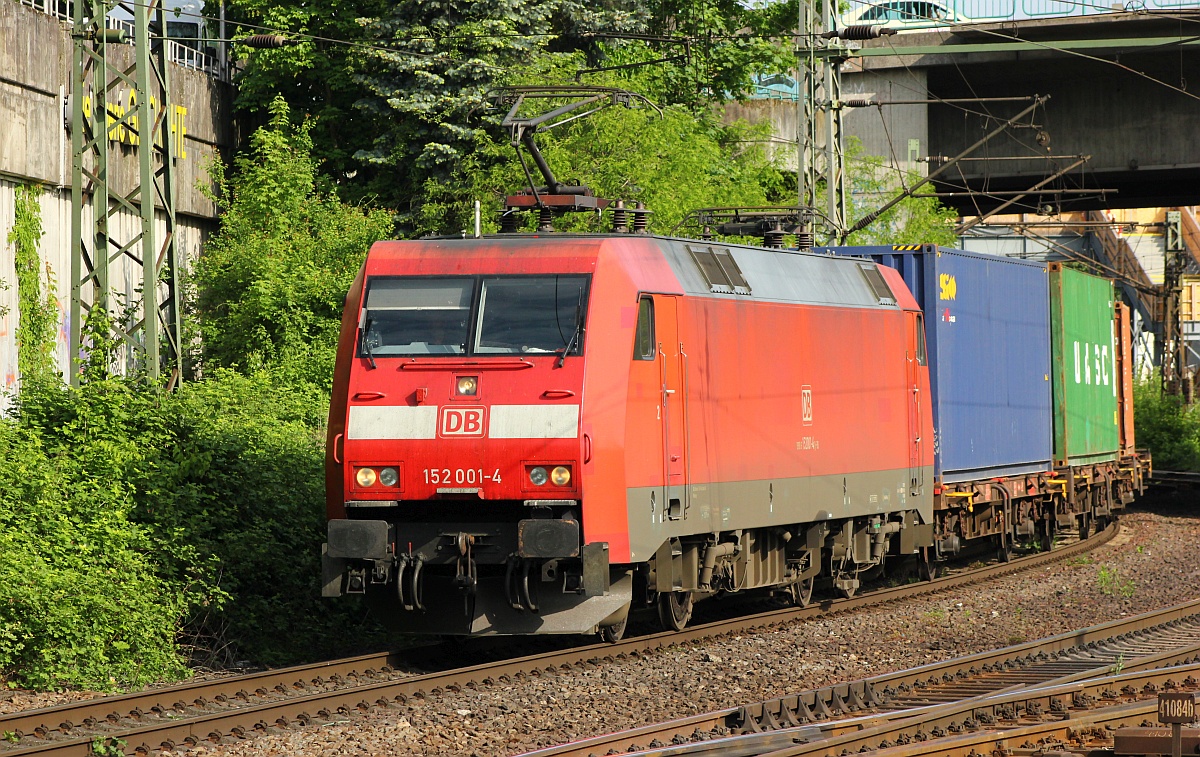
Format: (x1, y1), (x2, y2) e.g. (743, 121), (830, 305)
(789, 576), (815, 608)
(599, 614), (628, 643)
(657, 591), (693, 632)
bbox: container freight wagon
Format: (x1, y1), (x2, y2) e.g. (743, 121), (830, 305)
(818, 245), (1052, 483)
(820, 245), (1145, 557)
(1048, 263), (1144, 529)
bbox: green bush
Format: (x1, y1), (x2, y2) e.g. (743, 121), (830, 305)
(8, 372), (388, 677)
(0, 398), (188, 690)
(1133, 377), (1200, 471)
(193, 97), (392, 382)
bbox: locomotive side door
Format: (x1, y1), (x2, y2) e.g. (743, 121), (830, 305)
(657, 295), (689, 520)
(905, 311), (927, 495)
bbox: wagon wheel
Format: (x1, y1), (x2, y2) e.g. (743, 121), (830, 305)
(599, 612), (628, 643)
(996, 535), (1013, 563)
(919, 547), (940, 581)
(657, 591), (693, 632)
(1039, 515), (1055, 552)
(789, 576), (815, 608)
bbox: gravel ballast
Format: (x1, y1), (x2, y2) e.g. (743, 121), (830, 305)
(197, 502), (1200, 757)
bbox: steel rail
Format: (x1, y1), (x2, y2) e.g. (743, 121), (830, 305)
(516, 595), (1200, 757)
(0, 523), (1118, 757)
(755, 660), (1200, 757)
(571, 641), (1200, 756)
(579, 659), (1200, 756)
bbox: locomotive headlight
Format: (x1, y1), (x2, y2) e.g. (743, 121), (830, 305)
(379, 467), (399, 487)
(551, 466), (571, 486)
(456, 376), (478, 396)
(355, 467), (377, 487)
(529, 466), (549, 486)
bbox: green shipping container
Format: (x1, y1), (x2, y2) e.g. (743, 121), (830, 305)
(1049, 263), (1119, 466)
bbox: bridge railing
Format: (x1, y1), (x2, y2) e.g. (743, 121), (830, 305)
(16, 0), (228, 81)
(843, 0), (1200, 28)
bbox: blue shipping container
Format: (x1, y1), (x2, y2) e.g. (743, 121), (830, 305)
(819, 245), (1053, 483)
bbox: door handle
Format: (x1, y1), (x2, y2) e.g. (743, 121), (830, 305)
(332, 433), (344, 464)
(583, 433), (593, 464)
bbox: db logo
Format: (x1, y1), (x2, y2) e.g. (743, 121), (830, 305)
(440, 407), (486, 437)
(801, 386), (813, 426)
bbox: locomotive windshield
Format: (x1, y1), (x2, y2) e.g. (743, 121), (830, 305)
(359, 275), (590, 358)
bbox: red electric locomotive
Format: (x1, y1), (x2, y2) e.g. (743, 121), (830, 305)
(322, 233), (936, 638)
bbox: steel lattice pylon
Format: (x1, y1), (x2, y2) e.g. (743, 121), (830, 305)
(70, 0), (182, 387)
(797, 0), (849, 244)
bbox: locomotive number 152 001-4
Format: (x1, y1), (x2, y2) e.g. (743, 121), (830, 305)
(423, 468), (502, 485)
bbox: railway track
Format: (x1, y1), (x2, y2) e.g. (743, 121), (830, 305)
(1149, 469), (1200, 487)
(0, 522), (1119, 757)
(518, 596), (1200, 756)
(561, 659), (1200, 757)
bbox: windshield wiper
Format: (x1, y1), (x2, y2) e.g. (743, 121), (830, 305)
(555, 290), (585, 369)
(361, 317), (377, 370)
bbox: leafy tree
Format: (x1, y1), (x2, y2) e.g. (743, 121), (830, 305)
(631, 0), (799, 107)
(227, 0), (390, 185)
(1133, 376), (1200, 471)
(407, 53), (789, 236)
(193, 97), (392, 384)
(228, 0), (805, 211)
(845, 143), (960, 246)
(351, 0), (563, 212)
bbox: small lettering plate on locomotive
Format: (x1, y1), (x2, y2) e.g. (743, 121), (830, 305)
(1159, 692), (1197, 724)
(423, 468), (502, 485)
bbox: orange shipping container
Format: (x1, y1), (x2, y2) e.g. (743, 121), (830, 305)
(1114, 302), (1136, 455)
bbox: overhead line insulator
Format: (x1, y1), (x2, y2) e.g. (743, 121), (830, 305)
(242, 34), (303, 49)
(823, 25), (897, 40)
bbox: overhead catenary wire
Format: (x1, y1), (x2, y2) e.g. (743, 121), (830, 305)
(844, 95), (1049, 238)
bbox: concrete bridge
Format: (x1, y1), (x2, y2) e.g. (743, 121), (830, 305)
(845, 11), (1200, 214)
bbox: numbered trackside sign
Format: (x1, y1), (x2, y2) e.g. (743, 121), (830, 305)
(440, 407), (486, 437)
(1159, 692), (1197, 724)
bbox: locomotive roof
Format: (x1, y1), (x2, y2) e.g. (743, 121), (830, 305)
(382, 233), (903, 311)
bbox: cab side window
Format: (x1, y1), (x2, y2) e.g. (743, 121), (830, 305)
(634, 296), (656, 360)
(916, 313), (928, 366)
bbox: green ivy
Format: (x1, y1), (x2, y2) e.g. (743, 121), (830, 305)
(8, 184), (58, 387)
